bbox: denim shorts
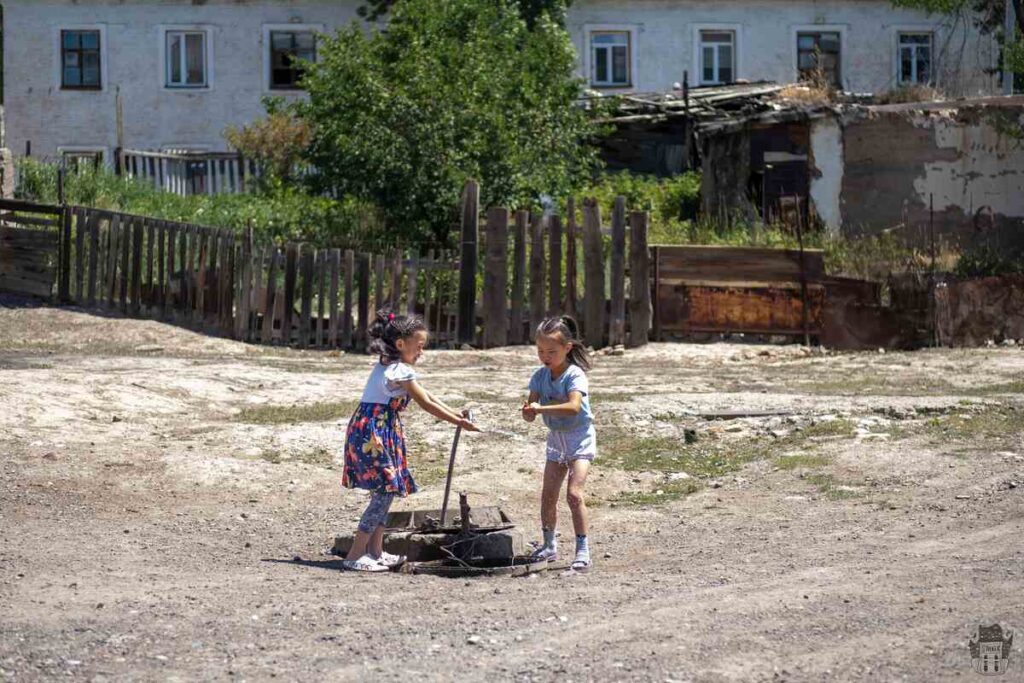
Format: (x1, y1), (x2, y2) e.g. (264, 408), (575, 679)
(546, 424), (597, 464)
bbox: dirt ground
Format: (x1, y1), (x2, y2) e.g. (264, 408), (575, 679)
(2, 297), (1023, 682)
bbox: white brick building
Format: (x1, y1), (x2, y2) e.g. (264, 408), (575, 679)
(1, 0), (1001, 166)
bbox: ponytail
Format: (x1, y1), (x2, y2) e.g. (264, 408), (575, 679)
(368, 309), (427, 363)
(536, 315), (592, 371)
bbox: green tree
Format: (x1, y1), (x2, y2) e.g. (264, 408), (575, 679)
(298, 0), (597, 246)
(357, 0), (572, 28)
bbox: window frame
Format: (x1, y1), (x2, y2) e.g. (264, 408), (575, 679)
(159, 25), (214, 91)
(895, 29), (934, 86)
(54, 25), (107, 93)
(262, 24), (323, 93)
(583, 24), (637, 90)
(791, 25), (846, 89)
(693, 24), (741, 86)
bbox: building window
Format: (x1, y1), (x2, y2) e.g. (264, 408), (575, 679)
(61, 150), (104, 172)
(797, 32), (841, 87)
(166, 30), (208, 88)
(699, 31), (735, 85)
(61, 30), (101, 90)
(270, 31), (316, 89)
(591, 31), (631, 87)
(899, 32), (932, 85)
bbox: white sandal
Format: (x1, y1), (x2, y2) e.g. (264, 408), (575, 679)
(342, 554), (389, 573)
(374, 551), (407, 569)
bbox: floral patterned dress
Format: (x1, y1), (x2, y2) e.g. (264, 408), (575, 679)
(342, 362), (418, 496)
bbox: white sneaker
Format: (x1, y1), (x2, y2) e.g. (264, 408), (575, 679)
(374, 551), (407, 569)
(342, 554), (389, 572)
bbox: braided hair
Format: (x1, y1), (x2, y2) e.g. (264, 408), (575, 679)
(368, 309), (427, 364)
(535, 315), (592, 371)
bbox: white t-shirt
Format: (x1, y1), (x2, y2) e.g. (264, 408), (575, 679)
(360, 361), (417, 404)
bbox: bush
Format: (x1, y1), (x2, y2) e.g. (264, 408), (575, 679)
(954, 243), (1024, 278)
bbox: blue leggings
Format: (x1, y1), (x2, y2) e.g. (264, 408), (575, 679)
(357, 492), (395, 533)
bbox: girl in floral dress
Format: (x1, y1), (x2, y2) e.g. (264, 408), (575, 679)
(341, 310), (478, 572)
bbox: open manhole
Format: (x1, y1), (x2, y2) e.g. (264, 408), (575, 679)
(335, 492), (561, 577)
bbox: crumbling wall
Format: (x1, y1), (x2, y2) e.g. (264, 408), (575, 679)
(936, 275), (1024, 346)
(808, 117), (844, 234)
(836, 102), (1024, 243)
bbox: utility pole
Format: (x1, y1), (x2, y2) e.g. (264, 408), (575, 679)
(1007, 0), (1018, 95)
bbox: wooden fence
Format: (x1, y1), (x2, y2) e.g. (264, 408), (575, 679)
(119, 149), (258, 197)
(2, 181), (654, 350)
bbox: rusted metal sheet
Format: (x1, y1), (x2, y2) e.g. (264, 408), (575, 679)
(656, 280), (824, 336)
(651, 245), (826, 336)
(0, 226), (58, 298)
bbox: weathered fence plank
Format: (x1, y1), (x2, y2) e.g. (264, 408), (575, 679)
(130, 218), (143, 316)
(628, 211), (651, 348)
(343, 249), (355, 349)
(510, 210), (527, 345)
(59, 206), (71, 302)
(298, 244), (313, 348)
(86, 212), (99, 306)
(529, 213), (545, 341)
(261, 247), (279, 344)
(105, 215), (120, 307)
(422, 250), (434, 335)
(316, 249), (327, 348)
(374, 253), (386, 314)
(73, 208), (85, 302)
(236, 228), (252, 340)
(548, 214), (562, 316)
(282, 243), (298, 346)
(145, 219), (155, 310)
(483, 207), (509, 349)
(390, 250), (403, 310)
(565, 198), (578, 319)
(609, 196), (627, 347)
(357, 252), (370, 351)
(118, 216), (131, 313)
(457, 180), (479, 345)
(328, 249), (341, 347)
(405, 253), (418, 317)
(582, 199), (605, 348)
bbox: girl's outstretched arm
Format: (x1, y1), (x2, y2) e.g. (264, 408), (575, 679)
(530, 390), (583, 418)
(402, 380), (479, 431)
(424, 389), (460, 416)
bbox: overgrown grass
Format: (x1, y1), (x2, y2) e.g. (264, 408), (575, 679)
(17, 158), (386, 249)
(915, 405), (1021, 445)
(234, 401), (359, 425)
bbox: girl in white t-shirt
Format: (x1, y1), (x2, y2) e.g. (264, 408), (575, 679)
(341, 310), (478, 572)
